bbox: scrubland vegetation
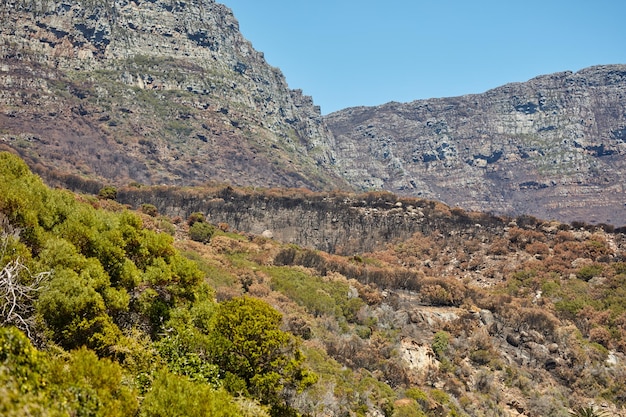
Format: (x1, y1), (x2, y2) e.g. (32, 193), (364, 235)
(1, 151), (625, 417)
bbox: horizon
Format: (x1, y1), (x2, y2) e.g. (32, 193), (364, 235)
(221, 0), (626, 114)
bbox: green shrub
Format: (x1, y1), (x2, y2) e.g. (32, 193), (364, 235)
(141, 371), (242, 417)
(469, 349), (492, 365)
(187, 212), (205, 226)
(98, 186), (118, 200)
(0, 327), (45, 394)
(189, 221), (215, 243)
(141, 204), (159, 217)
(47, 347), (139, 417)
(208, 296), (317, 414)
(576, 264), (603, 281)
(431, 331), (450, 361)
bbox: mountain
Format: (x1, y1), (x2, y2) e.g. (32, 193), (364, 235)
(0, 0), (346, 190)
(325, 65), (626, 226)
(3, 2), (626, 415)
(1, 0), (626, 227)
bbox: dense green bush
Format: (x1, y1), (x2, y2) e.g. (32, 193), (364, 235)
(0, 152), (321, 415)
(141, 371), (242, 417)
(189, 221), (216, 243)
(98, 186), (118, 200)
(209, 296), (317, 415)
(0, 327), (138, 416)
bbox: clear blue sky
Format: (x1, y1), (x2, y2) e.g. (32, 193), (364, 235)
(220, 0), (626, 115)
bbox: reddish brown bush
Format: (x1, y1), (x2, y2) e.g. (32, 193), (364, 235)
(589, 327), (612, 349)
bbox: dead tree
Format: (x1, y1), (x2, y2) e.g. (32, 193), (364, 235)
(0, 217), (51, 340)
(0, 257), (50, 339)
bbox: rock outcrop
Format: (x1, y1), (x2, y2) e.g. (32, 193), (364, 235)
(113, 185), (510, 254)
(325, 65), (626, 226)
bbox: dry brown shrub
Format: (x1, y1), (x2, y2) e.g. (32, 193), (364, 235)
(469, 327), (493, 350)
(589, 327), (612, 348)
(419, 278), (466, 306)
(526, 241), (550, 257)
(394, 232), (436, 262)
(541, 256), (572, 276)
(433, 201), (452, 217)
(585, 234), (612, 260)
(350, 279), (383, 305)
(210, 235), (248, 254)
(473, 292), (513, 315)
(508, 227), (546, 248)
(464, 238), (482, 254)
(487, 238), (509, 255)
(555, 230), (576, 242)
(553, 240), (588, 262)
(215, 285), (242, 302)
(247, 282), (271, 298)
(513, 307), (560, 337)
(284, 315), (312, 340)
(442, 310), (481, 336)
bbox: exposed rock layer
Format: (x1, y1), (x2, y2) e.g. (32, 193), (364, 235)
(325, 66), (626, 226)
(114, 185), (517, 255)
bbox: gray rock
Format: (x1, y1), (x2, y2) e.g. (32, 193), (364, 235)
(325, 66), (626, 226)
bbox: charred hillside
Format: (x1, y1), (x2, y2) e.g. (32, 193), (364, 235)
(112, 185), (509, 254)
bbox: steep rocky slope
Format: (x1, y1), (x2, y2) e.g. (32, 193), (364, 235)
(114, 185), (509, 255)
(0, 0), (346, 189)
(326, 65), (626, 226)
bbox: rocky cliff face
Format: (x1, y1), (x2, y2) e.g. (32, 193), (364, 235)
(113, 185), (516, 255)
(0, 0), (346, 189)
(326, 65), (626, 226)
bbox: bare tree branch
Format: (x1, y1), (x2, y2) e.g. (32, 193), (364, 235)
(0, 214), (51, 340)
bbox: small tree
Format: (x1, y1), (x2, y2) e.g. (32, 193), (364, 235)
(209, 296), (317, 415)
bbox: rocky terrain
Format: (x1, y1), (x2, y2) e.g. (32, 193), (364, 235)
(326, 66), (626, 226)
(2, 3), (626, 416)
(113, 185), (509, 255)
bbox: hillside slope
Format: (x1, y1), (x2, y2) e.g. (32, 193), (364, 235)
(1, 151), (626, 417)
(326, 65), (626, 226)
(0, 0), (346, 190)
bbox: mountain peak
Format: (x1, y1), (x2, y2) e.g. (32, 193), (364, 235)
(2, 2), (626, 226)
